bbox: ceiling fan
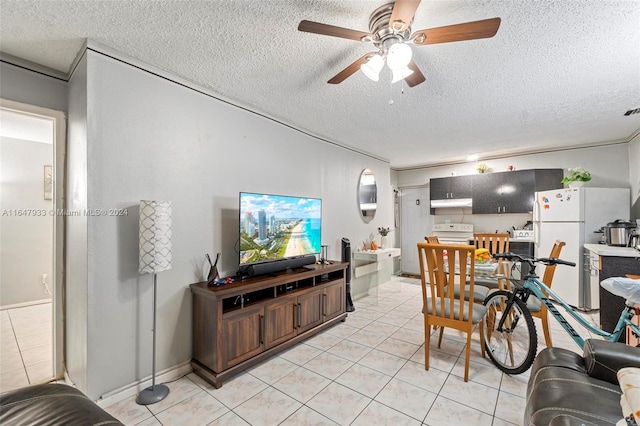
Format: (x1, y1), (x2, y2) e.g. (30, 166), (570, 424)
(298, 0), (501, 87)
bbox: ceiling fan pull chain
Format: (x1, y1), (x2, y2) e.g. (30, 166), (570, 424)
(389, 70), (394, 105)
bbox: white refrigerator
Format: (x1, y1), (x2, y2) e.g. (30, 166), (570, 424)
(533, 187), (630, 310)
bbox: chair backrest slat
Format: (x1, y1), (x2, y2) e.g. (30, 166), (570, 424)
(542, 240), (566, 288)
(474, 233), (510, 254)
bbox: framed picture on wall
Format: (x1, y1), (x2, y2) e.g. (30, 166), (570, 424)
(44, 165), (52, 200)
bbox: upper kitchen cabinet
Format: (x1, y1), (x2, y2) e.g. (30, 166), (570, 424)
(430, 175), (474, 200)
(472, 169), (563, 214)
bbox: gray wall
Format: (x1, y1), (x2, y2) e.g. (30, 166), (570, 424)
(0, 137), (53, 306)
(66, 49), (392, 400)
(394, 143), (631, 189)
(66, 53), (89, 394)
(0, 62), (68, 113)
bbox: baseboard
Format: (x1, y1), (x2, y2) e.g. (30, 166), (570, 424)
(0, 299), (52, 311)
(95, 360), (193, 408)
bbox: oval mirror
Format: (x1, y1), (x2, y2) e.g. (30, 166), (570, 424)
(358, 168), (377, 223)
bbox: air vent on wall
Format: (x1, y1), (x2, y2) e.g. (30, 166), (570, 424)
(624, 108), (640, 116)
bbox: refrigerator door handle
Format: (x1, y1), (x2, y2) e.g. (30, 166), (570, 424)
(533, 197), (540, 222)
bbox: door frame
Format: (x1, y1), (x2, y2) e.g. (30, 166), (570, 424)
(1, 98), (66, 381)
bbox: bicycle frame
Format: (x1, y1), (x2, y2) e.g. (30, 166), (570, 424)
(505, 270), (640, 349)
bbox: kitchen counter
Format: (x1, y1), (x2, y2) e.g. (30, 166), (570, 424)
(584, 244), (640, 258)
(584, 243), (640, 343)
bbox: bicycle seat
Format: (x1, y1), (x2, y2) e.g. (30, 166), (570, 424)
(600, 277), (640, 304)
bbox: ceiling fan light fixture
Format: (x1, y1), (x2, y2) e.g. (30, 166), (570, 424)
(391, 66), (414, 83)
(386, 42), (412, 70)
(360, 54), (384, 81)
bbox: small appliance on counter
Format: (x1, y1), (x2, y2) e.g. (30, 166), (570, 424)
(512, 229), (535, 239)
(604, 219), (638, 247)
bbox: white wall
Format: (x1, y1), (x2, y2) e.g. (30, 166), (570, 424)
(629, 133), (640, 221)
(65, 49), (392, 400)
(0, 137), (53, 306)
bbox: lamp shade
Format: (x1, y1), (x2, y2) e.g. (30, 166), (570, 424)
(360, 54), (384, 81)
(139, 200), (172, 274)
(391, 66), (414, 83)
(386, 43), (412, 70)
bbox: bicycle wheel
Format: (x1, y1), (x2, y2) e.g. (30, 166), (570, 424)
(483, 290), (537, 374)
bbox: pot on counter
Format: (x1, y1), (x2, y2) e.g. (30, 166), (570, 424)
(605, 219), (637, 246)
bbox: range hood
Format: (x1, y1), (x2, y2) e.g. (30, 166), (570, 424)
(430, 198), (473, 208)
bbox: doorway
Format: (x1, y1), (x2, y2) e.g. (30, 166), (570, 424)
(0, 99), (65, 391)
(399, 186), (432, 275)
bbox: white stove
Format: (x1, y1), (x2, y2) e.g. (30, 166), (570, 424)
(431, 223), (474, 245)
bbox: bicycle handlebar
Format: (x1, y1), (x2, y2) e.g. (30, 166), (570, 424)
(493, 252), (576, 267)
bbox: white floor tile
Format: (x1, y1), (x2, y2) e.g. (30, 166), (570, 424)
(424, 395), (494, 426)
(206, 373), (268, 409)
(306, 382), (371, 425)
(439, 374), (499, 416)
(272, 367), (330, 403)
(374, 378), (436, 421)
(155, 391), (228, 425)
(103, 394), (153, 425)
(334, 364), (392, 398)
(279, 406), (338, 425)
(233, 387), (301, 426)
(352, 400), (421, 426)
(303, 351), (353, 380)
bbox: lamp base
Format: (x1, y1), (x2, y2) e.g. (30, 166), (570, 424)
(136, 384), (170, 405)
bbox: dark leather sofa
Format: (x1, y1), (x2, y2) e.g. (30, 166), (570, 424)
(525, 339), (640, 425)
(0, 383), (124, 426)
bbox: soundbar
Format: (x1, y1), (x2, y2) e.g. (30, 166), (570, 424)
(244, 255), (316, 277)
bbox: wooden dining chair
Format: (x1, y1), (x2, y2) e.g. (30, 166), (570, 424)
(424, 235), (440, 243)
(473, 233), (510, 290)
(526, 240), (566, 347)
(417, 242), (487, 381)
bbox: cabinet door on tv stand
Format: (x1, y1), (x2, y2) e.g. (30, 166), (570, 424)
(297, 289), (323, 333)
(263, 296), (297, 349)
(323, 281), (345, 321)
(222, 306), (264, 369)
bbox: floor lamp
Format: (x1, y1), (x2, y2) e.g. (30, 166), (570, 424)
(137, 200), (172, 405)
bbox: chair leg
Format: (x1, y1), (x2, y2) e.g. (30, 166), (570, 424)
(424, 317), (431, 371)
(438, 326), (444, 348)
(478, 320), (486, 359)
(541, 312), (553, 347)
(464, 331), (472, 382)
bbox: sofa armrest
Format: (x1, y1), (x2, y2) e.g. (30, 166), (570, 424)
(583, 339), (640, 385)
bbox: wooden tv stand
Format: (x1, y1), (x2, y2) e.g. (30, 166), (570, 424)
(190, 262), (348, 388)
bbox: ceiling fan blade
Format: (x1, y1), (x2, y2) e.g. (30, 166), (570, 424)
(411, 17), (501, 45)
(298, 20), (372, 41)
(328, 53), (375, 84)
(389, 0), (422, 32)
(405, 60), (425, 87)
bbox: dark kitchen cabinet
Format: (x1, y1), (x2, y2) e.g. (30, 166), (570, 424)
(472, 169), (562, 214)
(430, 175), (473, 200)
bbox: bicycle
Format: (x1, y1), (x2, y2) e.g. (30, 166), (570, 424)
(482, 252), (640, 374)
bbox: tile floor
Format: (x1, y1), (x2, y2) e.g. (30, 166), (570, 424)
(101, 277), (600, 426)
(0, 303), (53, 392)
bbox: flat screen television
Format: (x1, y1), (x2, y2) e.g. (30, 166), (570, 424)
(239, 192), (322, 269)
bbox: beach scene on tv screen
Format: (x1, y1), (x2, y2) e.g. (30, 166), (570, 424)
(240, 193), (322, 265)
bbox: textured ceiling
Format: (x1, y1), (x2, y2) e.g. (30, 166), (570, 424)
(1, 0), (639, 169)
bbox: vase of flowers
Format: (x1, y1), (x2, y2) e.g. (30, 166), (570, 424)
(378, 226), (391, 248)
(561, 166), (591, 188)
